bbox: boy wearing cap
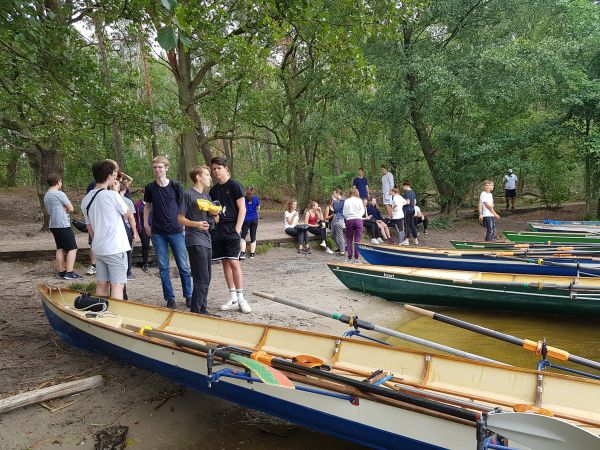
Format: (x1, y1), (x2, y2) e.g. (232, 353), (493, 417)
(503, 169), (518, 211)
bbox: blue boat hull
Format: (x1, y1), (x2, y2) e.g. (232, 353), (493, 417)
(42, 302), (446, 450)
(357, 245), (600, 277)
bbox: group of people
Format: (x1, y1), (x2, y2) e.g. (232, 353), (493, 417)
(282, 166), (429, 263)
(45, 156), (256, 316)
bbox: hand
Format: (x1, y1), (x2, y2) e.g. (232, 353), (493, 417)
(236, 227), (242, 235)
(132, 233), (139, 242)
(144, 224), (152, 237)
(494, 213), (500, 220)
(478, 214), (483, 222)
(197, 221), (210, 231)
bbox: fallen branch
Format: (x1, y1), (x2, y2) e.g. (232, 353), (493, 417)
(0, 375), (103, 414)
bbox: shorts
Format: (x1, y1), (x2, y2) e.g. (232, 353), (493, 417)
(383, 194), (392, 205)
(505, 189), (516, 198)
(50, 227), (77, 252)
(95, 252), (128, 284)
(211, 222), (241, 260)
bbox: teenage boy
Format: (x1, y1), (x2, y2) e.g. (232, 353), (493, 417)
(44, 173), (81, 280)
(480, 180), (500, 241)
(143, 155), (192, 309)
(352, 168), (370, 201)
(402, 180), (418, 245)
(209, 156), (250, 313)
(503, 169), (518, 211)
(178, 166), (219, 314)
(81, 160), (133, 299)
(381, 165), (395, 217)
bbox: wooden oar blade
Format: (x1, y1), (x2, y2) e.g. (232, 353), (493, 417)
(228, 354), (295, 389)
(486, 412), (600, 450)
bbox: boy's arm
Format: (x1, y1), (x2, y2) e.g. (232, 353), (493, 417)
(235, 196), (246, 234)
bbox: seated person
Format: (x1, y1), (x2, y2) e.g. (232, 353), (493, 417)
(414, 205), (428, 235)
(284, 200), (311, 254)
(362, 199), (382, 244)
(367, 197), (393, 243)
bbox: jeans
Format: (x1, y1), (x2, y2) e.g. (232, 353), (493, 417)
(285, 227), (308, 245)
(483, 217), (496, 241)
(151, 232), (193, 301)
(345, 218), (363, 259)
(188, 245), (211, 313)
(404, 212), (418, 239)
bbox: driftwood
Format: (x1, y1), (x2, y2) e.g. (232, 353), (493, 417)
(0, 375), (103, 414)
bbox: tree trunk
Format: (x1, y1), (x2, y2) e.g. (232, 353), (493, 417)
(27, 139), (63, 230)
(93, 15), (124, 168)
(6, 149), (19, 187)
(265, 129), (272, 162)
(140, 34), (158, 158)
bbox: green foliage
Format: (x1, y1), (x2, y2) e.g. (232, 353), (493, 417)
(68, 281), (97, 293)
(428, 216), (451, 230)
(255, 242), (273, 255)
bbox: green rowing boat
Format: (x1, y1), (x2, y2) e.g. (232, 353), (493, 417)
(450, 240), (600, 251)
(327, 262), (600, 316)
(504, 231), (600, 244)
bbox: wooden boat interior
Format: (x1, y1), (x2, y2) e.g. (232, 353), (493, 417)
(40, 284), (600, 431)
(331, 262), (600, 288)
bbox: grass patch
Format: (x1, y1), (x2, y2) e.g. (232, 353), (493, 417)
(428, 216), (451, 230)
(255, 242), (273, 255)
(68, 281), (97, 293)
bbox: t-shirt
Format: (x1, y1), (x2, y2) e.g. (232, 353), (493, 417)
(503, 174), (518, 190)
(402, 189), (416, 214)
(284, 210), (299, 229)
(414, 205), (422, 216)
(81, 189), (130, 256)
(367, 204), (383, 221)
(209, 178), (245, 223)
(122, 197), (135, 229)
(144, 180), (184, 235)
(244, 196), (261, 222)
(178, 188), (213, 248)
(480, 191), (494, 217)
(392, 194), (406, 219)
(44, 190), (71, 229)
(353, 177), (369, 199)
(382, 172), (394, 199)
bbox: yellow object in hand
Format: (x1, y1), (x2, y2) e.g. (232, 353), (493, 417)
(197, 198), (222, 214)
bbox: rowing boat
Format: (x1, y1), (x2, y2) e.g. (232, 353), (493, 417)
(540, 220), (600, 226)
(504, 231), (600, 244)
(327, 262), (600, 316)
(450, 240), (600, 250)
(38, 285), (600, 449)
(356, 243), (600, 277)
(528, 222), (600, 233)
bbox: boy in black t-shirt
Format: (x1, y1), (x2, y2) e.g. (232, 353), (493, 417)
(209, 157), (250, 313)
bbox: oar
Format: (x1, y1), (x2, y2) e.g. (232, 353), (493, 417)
(253, 291), (508, 366)
(122, 324), (295, 389)
(486, 412), (600, 450)
(404, 305), (600, 372)
(123, 324), (481, 422)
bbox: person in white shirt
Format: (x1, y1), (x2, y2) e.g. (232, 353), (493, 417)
(81, 160), (135, 300)
(479, 180), (500, 241)
(343, 187), (366, 263)
(390, 187), (407, 244)
(503, 169), (518, 211)
(283, 199), (310, 254)
(381, 165), (395, 217)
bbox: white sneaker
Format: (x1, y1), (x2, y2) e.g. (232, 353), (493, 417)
(320, 241), (327, 248)
(86, 265), (96, 275)
(370, 238), (379, 245)
(414, 239), (419, 245)
(238, 296), (252, 314)
(400, 240), (409, 246)
(325, 247), (334, 254)
(220, 298), (239, 311)
(377, 238), (384, 244)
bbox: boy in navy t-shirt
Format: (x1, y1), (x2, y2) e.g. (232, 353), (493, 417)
(352, 168), (370, 200)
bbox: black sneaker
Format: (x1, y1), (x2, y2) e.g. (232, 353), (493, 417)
(249, 252), (255, 259)
(63, 272), (82, 280)
(166, 299), (177, 309)
(142, 264), (149, 273)
(185, 297), (192, 308)
(239, 251), (246, 260)
(304, 247), (312, 254)
(56, 271), (67, 279)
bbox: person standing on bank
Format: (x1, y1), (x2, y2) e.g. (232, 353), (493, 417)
(210, 156), (251, 314)
(44, 173), (81, 280)
(381, 165), (395, 217)
(81, 160), (133, 300)
(480, 180), (500, 241)
(353, 168), (370, 201)
(143, 156), (192, 309)
(503, 169), (518, 211)
(343, 187), (366, 263)
(402, 180), (418, 245)
(178, 166), (219, 314)
(240, 186), (260, 260)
